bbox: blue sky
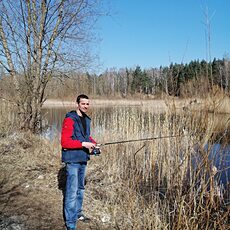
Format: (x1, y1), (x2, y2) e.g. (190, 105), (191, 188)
(96, 0), (230, 72)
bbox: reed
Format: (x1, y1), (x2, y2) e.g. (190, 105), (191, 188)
(87, 99), (230, 229)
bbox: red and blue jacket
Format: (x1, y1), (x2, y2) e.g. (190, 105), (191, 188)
(61, 110), (96, 163)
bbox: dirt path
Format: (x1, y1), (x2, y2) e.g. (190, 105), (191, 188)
(0, 133), (107, 230)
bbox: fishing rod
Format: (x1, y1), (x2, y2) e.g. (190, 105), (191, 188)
(91, 134), (184, 155)
(100, 134), (183, 146)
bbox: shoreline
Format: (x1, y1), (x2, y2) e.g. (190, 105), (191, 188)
(43, 98), (170, 111)
(43, 97), (230, 114)
(43, 98), (168, 106)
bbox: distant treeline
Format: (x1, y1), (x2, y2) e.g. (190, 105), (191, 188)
(48, 58), (229, 99)
(1, 58), (229, 100)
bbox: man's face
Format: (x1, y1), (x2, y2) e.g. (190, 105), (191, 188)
(77, 98), (90, 114)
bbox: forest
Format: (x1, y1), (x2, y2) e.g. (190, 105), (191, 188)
(40, 58), (230, 100)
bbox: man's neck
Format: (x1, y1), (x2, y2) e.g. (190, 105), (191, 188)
(77, 109), (85, 117)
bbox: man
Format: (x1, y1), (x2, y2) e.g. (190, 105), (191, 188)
(61, 94), (98, 230)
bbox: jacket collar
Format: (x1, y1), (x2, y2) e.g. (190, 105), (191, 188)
(66, 110), (90, 137)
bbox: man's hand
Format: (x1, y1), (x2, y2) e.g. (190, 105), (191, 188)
(82, 142), (96, 151)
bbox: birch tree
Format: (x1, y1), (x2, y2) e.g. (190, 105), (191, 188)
(0, 0), (102, 132)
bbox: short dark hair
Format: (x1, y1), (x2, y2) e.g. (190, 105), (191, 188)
(76, 94), (89, 104)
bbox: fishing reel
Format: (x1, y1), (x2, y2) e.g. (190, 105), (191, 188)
(90, 145), (101, 156)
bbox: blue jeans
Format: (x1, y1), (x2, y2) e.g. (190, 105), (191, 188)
(64, 162), (87, 228)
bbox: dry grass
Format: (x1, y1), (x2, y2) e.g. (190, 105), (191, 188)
(0, 97), (229, 229)
(86, 102), (230, 229)
(0, 132), (65, 229)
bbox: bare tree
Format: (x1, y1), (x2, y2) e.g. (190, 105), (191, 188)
(0, 0), (103, 132)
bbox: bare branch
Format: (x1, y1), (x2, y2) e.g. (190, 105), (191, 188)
(0, 0), (104, 132)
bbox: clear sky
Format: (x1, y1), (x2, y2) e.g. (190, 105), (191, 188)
(96, 0), (230, 72)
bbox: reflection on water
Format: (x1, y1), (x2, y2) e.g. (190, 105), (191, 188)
(42, 107), (70, 139)
(42, 106), (230, 141)
(41, 106), (165, 140)
(206, 143), (230, 187)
